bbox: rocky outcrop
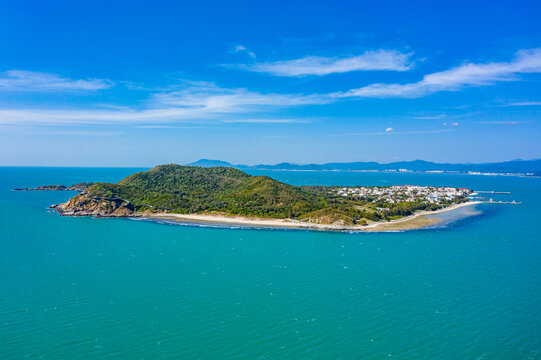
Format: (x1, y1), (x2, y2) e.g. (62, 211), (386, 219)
(53, 193), (137, 217)
(14, 182), (94, 192)
(67, 182), (94, 191)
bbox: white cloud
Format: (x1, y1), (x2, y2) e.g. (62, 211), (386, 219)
(333, 129), (451, 136)
(222, 118), (309, 123)
(412, 114), (448, 120)
(3, 49), (540, 127)
(477, 120), (520, 125)
(134, 125), (216, 129)
(499, 101), (541, 106)
(33, 130), (121, 136)
(152, 82), (331, 112)
(443, 122), (459, 126)
(385, 127), (393, 132)
(232, 49), (413, 76)
(337, 48), (541, 98)
(0, 70), (112, 91)
(232, 44), (256, 59)
(0, 82), (329, 125)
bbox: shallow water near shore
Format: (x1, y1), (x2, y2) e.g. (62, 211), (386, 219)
(1, 167), (540, 359)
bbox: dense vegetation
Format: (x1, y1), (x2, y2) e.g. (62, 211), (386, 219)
(79, 164), (466, 225)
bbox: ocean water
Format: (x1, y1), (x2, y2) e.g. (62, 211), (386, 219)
(1, 167), (540, 359)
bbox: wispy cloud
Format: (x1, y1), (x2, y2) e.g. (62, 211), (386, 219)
(411, 114), (448, 120)
(231, 44), (256, 59)
(477, 120), (521, 125)
(0, 82), (329, 125)
(0, 70), (112, 91)
(152, 82), (331, 111)
(134, 125), (216, 129)
(332, 129), (451, 136)
(337, 48), (541, 98)
(231, 49), (414, 77)
(33, 130), (121, 136)
(4, 49), (540, 127)
(222, 118), (309, 123)
(499, 101), (541, 107)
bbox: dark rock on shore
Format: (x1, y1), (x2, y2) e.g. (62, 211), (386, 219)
(54, 193), (138, 217)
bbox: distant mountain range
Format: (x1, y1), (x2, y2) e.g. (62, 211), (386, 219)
(187, 159), (541, 176)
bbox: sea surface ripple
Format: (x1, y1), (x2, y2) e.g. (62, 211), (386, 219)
(1, 167), (540, 359)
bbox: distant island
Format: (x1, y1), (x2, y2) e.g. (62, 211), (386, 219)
(188, 158), (541, 177)
(14, 182), (94, 192)
(48, 164), (478, 231)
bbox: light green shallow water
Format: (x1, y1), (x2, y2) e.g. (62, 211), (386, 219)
(1, 168), (540, 359)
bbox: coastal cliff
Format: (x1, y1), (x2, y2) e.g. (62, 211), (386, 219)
(53, 194), (136, 217)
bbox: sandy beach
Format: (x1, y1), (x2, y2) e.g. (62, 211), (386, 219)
(150, 201), (482, 232)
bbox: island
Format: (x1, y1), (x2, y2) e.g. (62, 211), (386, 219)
(48, 164), (478, 231)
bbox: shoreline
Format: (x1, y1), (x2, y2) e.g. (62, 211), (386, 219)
(149, 201), (481, 232)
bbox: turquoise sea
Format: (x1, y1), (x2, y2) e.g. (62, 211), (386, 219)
(1, 167), (540, 359)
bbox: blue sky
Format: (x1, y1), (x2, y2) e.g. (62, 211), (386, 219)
(1, 0), (540, 166)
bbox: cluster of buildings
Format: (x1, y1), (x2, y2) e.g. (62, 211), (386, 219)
(332, 185), (471, 204)
(385, 170), (535, 177)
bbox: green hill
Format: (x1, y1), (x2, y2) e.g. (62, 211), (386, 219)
(60, 165), (324, 219)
